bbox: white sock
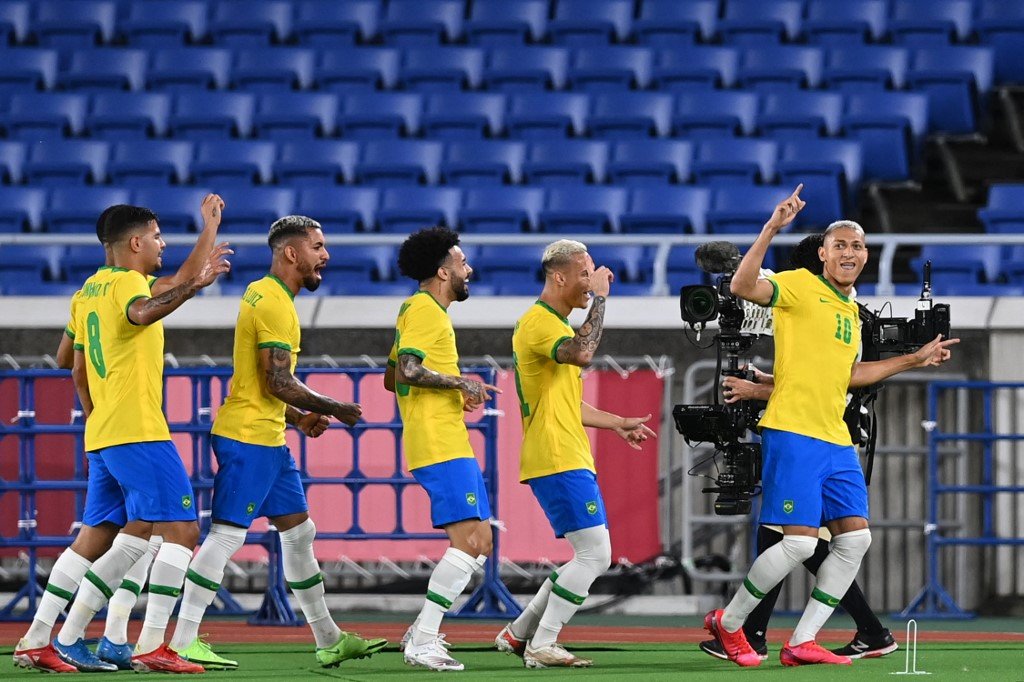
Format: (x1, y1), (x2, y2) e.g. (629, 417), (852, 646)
(135, 543), (193, 655)
(22, 549), (92, 649)
(530, 526), (611, 649)
(104, 535), (162, 645)
(279, 519), (339, 649)
(791, 528), (872, 646)
(411, 547), (477, 646)
(56, 534), (149, 646)
(720, 534), (818, 633)
(169, 525), (247, 651)
(510, 571), (557, 641)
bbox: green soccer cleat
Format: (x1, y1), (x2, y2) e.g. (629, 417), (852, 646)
(178, 636), (239, 670)
(315, 631), (388, 668)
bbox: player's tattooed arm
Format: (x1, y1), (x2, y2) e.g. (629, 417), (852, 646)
(555, 295), (607, 366)
(397, 354), (500, 409)
(128, 243), (231, 326)
(262, 347), (362, 426)
(284, 406), (302, 425)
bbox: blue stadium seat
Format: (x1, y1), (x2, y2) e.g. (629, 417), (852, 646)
(59, 48), (147, 92)
(315, 48), (401, 92)
(539, 185), (628, 233)
(663, 246), (702, 286)
(376, 186), (462, 232)
(43, 186), (131, 233)
(296, 186), (379, 233)
(976, 0), (1024, 85)
(622, 186), (711, 234)
(226, 245), (271, 283)
(693, 139), (778, 186)
(422, 93), (506, 139)
(842, 92), (929, 181)
(673, 91), (759, 137)
(192, 140), (276, 185)
(441, 140), (527, 185)
(0, 187), (46, 232)
(0, 2), (30, 45)
(108, 140), (193, 185)
(549, 0), (633, 46)
(653, 46), (740, 90)
(400, 47), (486, 91)
(978, 184), (1024, 233)
(910, 245), (1002, 284)
(121, 0), (208, 46)
(33, 0), (117, 47)
(934, 283), (1024, 296)
(460, 186), (546, 232)
(0, 142), (26, 185)
(777, 139), (864, 226)
(88, 92), (172, 139)
(148, 48), (233, 91)
(0, 49), (57, 97)
(209, 0), (292, 46)
(336, 93), (423, 138)
(466, 0), (549, 45)
(381, 0), (465, 46)
(589, 92), (673, 139)
(356, 140), (444, 185)
(1003, 245), (1024, 284)
(330, 281), (418, 296)
(890, 0), (973, 46)
(719, 0), (803, 45)
(824, 46), (910, 91)
(294, 0), (380, 46)
(568, 46), (654, 91)
(152, 244), (196, 277)
(232, 48), (316, 92)
(757, 91), (844, 138)
(738, 47), (825, 90)
(635, 0), (718, 46)
(170, 92), (255, 139)
(214, 187), (294, 232)
(5, 93), (88, 139)
(276, 140), (360, 186)
(495, 280), (542, 295)
(0, 245), (62, 288)
(63, 244), (110, 282)
(485, 47), (570, 91)
(132, 186), (211, 232)
(507, 93), (590, 139)
(24, 140), (109, 185)
(804, 0), (888, 45)
(321, 246), (399, 285)
(587, 244), (645, 282)
(706, 185), (795, 234)
(608, 139), (694, 185)
(254, 92), (338, 139)
(472, 244), (545, 285)
(907, 47), (994, 134)
(523, 140), (609, 184)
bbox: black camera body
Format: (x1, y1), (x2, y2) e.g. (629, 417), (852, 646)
(871, 304), (951, 354)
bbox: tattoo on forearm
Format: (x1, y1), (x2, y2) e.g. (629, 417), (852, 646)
(398, 355), (484, 401)
(265, 347), (341, 414)
(134, 278), (199, 322)
(557, 295), (606, 363)
(284, 406), (303, 425)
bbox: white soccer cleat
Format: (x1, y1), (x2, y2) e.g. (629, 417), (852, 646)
(404, 636), (464, 671)
(399, 624), (413, 652)
(524, 643), (593, 669)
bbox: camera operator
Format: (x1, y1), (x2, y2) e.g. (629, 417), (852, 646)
(704, 186), (959, 668)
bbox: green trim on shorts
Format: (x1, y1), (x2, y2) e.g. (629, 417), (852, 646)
(84, 570), (114, 600)
(287, 573), (324, 591)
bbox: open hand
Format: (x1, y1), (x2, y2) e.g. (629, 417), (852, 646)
(614, 414), (657, 451)
(196, 242), (232, 287)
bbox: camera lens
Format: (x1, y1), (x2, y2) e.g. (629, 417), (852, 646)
(680, 285), (720, 324)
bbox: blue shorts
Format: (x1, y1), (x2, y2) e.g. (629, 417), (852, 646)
(527, 469), (608, 539)
(86, 441), (197, 524)
(211, 435), (308, 526)
(759, 428), (869, 527)
(411, 458), (491, 529)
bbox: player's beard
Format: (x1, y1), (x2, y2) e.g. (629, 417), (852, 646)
(300, 261), (321, 292)
(451, 273), (469, 302)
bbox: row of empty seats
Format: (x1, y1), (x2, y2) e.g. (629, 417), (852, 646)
(978, 184), (1024, 234)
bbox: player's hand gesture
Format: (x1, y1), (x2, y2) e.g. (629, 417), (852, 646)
(911, 334), (960, 368)
(764, 184), (806, 235)
(196, 242), (232, 288)
(332, 402), (362, 427)
(200, 193), (225, 229)
(460, 378), (502, 412)
(614, 414), (657, 451)
(297, 412), (330, 438)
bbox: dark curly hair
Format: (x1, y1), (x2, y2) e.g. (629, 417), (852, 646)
(789, 233), (824, 274)
(397, 226), (460, 283)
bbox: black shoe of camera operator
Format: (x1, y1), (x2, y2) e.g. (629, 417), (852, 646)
(830, 629), (898, 659)
(699, 638), (768, 661)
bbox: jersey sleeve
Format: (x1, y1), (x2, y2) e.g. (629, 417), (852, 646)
(766, 269), (807, 309)
(395, 302), (441, 361)
(71, 294), (86, 351)
(116, 272), (155, 326)
(523, 314), (573, 364)
(65, 290), (81, 340)
(254, 300), (294, 351)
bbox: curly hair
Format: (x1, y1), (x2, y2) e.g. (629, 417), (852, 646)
(789, 233), (824, 274)
(397, 226), (460, 282)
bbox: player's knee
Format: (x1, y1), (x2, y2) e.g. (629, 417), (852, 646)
(470, 530), (493, 557)
(780, 534), (818, 564)
(832, 528), (871, 562)
(280, 518), (316, 549)
(574, 530), (613, 574)
(207, 523), (247, 555)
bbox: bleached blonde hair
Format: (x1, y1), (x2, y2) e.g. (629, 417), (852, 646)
(541, 239), (588, 274)
(824, 220), (866, 242)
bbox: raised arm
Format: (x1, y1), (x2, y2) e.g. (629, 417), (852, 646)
(555, 266), (613, 367)
(150, 194), (225, 297)
(261, 347), (362, 425)
(849, 335), (959, 388)
(397, 354), (499, 410)
(72, 349), (93, 417)
(730, 185), (805, 306)
(127, 242), (231, 326)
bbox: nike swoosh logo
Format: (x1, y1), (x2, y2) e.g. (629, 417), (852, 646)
(819, 297), (830, 303)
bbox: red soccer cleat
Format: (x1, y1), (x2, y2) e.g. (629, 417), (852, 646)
(703, 609), (762, 667)
(130, 644), (205, 674)
(13, 642), (79, 673)
(494, 624), (527, 658)
(781, 640), (853, 666)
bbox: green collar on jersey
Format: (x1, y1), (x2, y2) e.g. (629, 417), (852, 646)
(98, 266), (130, 273)
(415, 289), (448, 313)
(267, 274), (295, 300)
(535, 300), (569, 324)
(817, 275), (851, 303)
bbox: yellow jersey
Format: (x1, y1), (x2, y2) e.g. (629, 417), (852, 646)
(212, 275), (300, 447)
(72, 267), (170, 451)
(387, 290), (473, 470)
(512, 301), (593, 482)
(65, 276), (155, 341)
(759, 268), (861, 445)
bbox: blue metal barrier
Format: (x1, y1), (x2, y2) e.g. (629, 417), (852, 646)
(0, 366), (520, 623)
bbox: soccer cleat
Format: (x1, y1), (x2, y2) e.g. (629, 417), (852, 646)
(130, 643), (205, 673)
(96, 636), (134, 670)
(830, 629), (898, 659)
(399, 624), (414, 652)
(404, 636), (464, 671)
(12, 640), (78, 673)
(495, 624), (527, 658)
(52, 638), (119, 672)
(781, 640), (853, 666)
(523, 643), (592, 668)
(315, 631), (388, 668)
(703, 609), (762, 668)
(699, 638), (769, 661)
(178, 636), (238, 670)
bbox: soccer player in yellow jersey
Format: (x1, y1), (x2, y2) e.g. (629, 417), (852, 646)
(167, 216), (386, 670)
(705, 186), (958, 668)
(497, 239), (656, 669)
(383, 226), (500, 672)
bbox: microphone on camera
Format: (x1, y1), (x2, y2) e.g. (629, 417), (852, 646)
(695, 241), (742, 274)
